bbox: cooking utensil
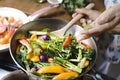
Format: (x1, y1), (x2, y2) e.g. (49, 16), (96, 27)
(9, 18), (97, 80)
(0, 63), (19, 71)
(0, 5), (58, 52)
(47, 0), (63, 5)
(52, 3), (95, 37)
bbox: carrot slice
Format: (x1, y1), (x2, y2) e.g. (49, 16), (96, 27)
(63, 35), (71, 47)
(81, 41), (90, 50)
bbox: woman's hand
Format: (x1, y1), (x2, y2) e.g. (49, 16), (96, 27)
(73, 3), (120, 41)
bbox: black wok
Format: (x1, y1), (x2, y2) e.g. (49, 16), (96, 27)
(9, 18), (97, 80)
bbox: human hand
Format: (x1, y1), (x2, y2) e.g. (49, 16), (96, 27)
(96, 3), (120, 34)
(72, 8), (101, 41)
(72, 8), (101, 24)
(73, 3), (120, 41)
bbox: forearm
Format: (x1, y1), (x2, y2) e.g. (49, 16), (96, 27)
(90, 3), (120, 35)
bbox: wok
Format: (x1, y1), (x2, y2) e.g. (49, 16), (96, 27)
(0, 5), (58, 52)
(9, 18), (97, 80)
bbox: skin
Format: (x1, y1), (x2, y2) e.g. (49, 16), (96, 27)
(72, 3), (120, 41)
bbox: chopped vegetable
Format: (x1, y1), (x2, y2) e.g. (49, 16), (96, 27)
(82, 22), (92, 30)
(42, 34), (50, 40)
(63, 35), (71, 47)
(31, 66), (38, 71)
(26, 53), (34, 60)
(40, 55), (45, 61)
(53, 71), (78, 80)
(81, 41), (90, 50)
(69, 49), (82, 62)
(16, 29), (95, 79)
(77, 57), (87, 68)
(54, 57), (82, 73)
(48, 58), (53, 62)
(84, 60), (89, 67)
(29, 31), (47, 35)
(31, 55), (40, 62)
(19, 39), (32, 54)
(26, 53), (40, 62)
(30, 33), (37, 40)
(37, 65), (65, 74)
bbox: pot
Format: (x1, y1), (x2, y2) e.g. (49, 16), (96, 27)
(0, 5), (58, 52)
(9, 18), (97, 80)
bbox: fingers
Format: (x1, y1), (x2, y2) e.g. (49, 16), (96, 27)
(74, 3), (120, 41)
(98, 15), (120, 31)
(87, 16), (120, 36)
(72, 8), (100, 24)
(76, 30), (91, 41)
(77, 15), (120, 41)
(75, 8), (101, 20)
(96, 8), (115, 25)
(72, 13), (78, 18)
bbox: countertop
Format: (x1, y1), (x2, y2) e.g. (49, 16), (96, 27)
(0, 0), (72, 21)
(0, 0), (105, 20)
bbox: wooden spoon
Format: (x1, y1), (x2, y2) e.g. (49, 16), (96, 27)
(52, 3), (95, 37)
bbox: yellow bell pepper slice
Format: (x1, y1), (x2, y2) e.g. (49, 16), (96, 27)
(53, 72), (79, 80)
(26, 53), (40, 62)
(37, 65), (65, 74)
(26, 53), (34, 59)
(31, 55), (40, 62)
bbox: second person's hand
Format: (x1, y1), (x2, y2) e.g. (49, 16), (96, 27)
(73, 3), (120, 41)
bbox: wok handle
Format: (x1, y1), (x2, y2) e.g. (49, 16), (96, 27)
(0, 63), (19, 71)
(28, 4), (59, 21)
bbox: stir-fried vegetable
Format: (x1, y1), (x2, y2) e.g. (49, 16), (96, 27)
(54, 57), (82, 73)
(63, 34), (71, 47)
(53, 71), (78, 80)
(37, 65), (65, 74)
(16, 29), (95, 80)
